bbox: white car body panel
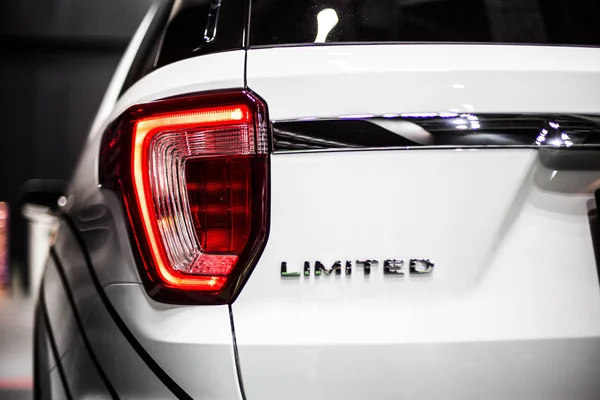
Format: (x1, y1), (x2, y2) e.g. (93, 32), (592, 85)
(88, 2), (159, 138)
(94, 49), (246, 142)
(54, 50), (247, 397)
(236, 150), (600, 343)
(106, 284), (243, 400)
(247, 44), (600, 120)
(41, 7), (600, 393)
(112, 50), (246, 124)
(70, 49), (246, 284)
(231, 44), (600, 400)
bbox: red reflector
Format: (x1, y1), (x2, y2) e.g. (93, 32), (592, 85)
(186, 157), (253, 253)
(100, 91), (269, 303)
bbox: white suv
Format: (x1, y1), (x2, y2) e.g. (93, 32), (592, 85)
(30, 0), (600, 399)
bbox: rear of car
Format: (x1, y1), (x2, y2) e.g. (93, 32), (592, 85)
(34, 0), (600, 399)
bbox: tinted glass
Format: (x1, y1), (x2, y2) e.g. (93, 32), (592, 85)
(250, 0), (600, 47)
(121, 0), (246, 96)
(156, 0), (246, 68)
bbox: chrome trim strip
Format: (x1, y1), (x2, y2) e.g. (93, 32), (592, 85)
(272, 113), (600, 153)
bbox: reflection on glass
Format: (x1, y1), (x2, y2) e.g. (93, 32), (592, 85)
(251, 0), (600, 48)
(534, 123), (577, 147)
(561, 133), (574, 147)
(535, 128), (548, 145)
(315, 8), (338, 43)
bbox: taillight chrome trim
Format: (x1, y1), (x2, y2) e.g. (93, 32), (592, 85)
(99, 90), (270, 304)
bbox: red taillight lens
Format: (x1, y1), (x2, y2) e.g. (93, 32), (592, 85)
(100, 91), (269, 303)
(186, 157), (254, 254)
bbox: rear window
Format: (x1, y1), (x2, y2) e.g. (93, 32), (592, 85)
(250, 0), (600, 47)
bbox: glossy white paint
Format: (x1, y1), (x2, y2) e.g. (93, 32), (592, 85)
(69, 50), (246, 282)
(246, 44), (600, 120)
(49, 223), (178, 398)
(61, 42), (246, 398)
(235, 43), (600, 400)
(237, 150), (600, 341)
(59, 41), (600, 399)
(106, 284), (242, 400)
(88, 2), (158, 138)
(70, 50), (245, 203)
(233, 149), (600, 399)
(112, 50), (245, 125)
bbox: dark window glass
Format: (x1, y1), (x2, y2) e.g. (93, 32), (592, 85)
(120, 0), (246, 96)
(156, 0), (246, 68)
(250, 0), (600, 47)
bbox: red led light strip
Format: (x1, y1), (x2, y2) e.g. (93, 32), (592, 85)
(132, 105), (251, 291)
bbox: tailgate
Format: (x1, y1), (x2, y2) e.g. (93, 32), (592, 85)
(232, 45), (600, 400)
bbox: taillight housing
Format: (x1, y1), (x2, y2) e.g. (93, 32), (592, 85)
(100, 90), (269, 304)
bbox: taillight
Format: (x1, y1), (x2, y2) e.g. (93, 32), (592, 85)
(100, 90), (269, 303)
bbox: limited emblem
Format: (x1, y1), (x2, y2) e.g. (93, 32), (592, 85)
(281, 259), (434, 277)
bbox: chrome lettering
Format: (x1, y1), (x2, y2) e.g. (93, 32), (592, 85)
(356, 259), (378, 275)
(280, 259), (434, 277)
(314, 261), (342, 276)
(345, 260), (352, 275)
(384, 259), (406, 275)
(409, 259), (434, 274)
(280, 261), (301, 277)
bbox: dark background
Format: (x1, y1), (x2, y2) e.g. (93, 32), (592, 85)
(0, 0), (155, 280)
(0, 4), (156, 396)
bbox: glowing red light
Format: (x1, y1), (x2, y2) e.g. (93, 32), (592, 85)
(131, 104), (255, 292)
(100, 91), (269, 301)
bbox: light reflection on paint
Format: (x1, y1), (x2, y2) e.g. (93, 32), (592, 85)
(400, 113), (438, 118)
(340, 114), (374, 119)
(439, 112), (459, 118)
